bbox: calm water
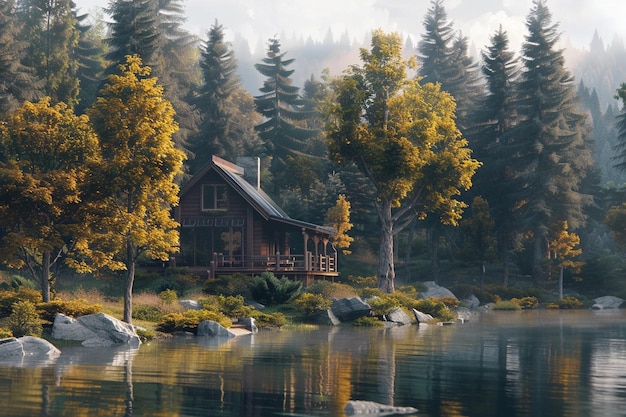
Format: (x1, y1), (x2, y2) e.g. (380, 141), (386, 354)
(2, 310), (626, 417)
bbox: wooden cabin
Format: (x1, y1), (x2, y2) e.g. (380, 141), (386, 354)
(172, 155), (339, 284)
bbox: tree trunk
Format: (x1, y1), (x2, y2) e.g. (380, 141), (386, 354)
(404, 220), (416, 281)
(532, 234), (545, 286)
(41, 251), (51, 302)
(378, 201), (395, 293)
(559, 266), (564, 299)
(428, 226), (440, 284)
(124, 243), (135, 324)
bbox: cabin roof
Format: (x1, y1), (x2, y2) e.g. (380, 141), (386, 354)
(181, 156), (336, 237)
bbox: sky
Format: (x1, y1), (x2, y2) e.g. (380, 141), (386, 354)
(73, 0), (626, 54)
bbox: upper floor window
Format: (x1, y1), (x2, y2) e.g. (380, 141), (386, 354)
(202, 184), (228, 211)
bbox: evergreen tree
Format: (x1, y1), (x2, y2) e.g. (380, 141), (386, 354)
(474, 26), (520, 284)
(74, 9), (107, 114)
(191, 20), (242, 170)
(613, 83), (626, 173)
(16, 0), (81, 108)
(0, 0), (42, 116)
(254, 37), (317, 192)
(509, 0), (594, 283)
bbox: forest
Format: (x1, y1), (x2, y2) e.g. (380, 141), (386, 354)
(2, 0), (626, 312)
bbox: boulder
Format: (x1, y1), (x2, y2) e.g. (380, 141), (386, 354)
(455, 307), (474, 324)
(344, 400), (418, 416)
(419, 281), (457, 300)
(331, 297), (371, 322)
(0, 336), (61, 365)
(179, 300), (202, 310)
(386, 307), (413, 325)
(461, 294), (481, 309)
(592, 296), (624, 310)
(311, 308), (341, 326)
(238, 317), (258, 333)
(52, 313), (141, 347)
(412, 308), (434, 324)
(197, 320), (237, 338)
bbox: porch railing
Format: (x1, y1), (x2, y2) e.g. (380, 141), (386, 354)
(210, 252), (337, 273)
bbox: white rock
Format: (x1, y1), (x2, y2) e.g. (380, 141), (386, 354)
(179, 300), (201, 310)
(344, 400), (418, 416)
(197, 320), (237, 338)
(592, 296), (624, 310)
(419, 281), (457, 300)
(412, 308), (434, 324)
(52, 312), (141, 347)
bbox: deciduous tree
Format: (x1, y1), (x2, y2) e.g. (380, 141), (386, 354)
(327, 30), (479, 292)
(0, 97), (100, 301)
(87, 55), (185, 323)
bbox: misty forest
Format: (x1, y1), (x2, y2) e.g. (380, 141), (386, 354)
(2, 0), (626, 312)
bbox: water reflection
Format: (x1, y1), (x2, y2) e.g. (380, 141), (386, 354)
(1, 310), (626, 416)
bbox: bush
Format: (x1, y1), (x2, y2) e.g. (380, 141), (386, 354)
(217, 295), (253, 319)
(293, 293), (332, 316)
(249, 310), (287, 328)
(0, 328), (13, 338)
(156, 309), (231, 334)
(135, 327), (156, 341)
(368, 295), (401, 316)
(558, 296), (584, 309)
(353, 317), (384, 327)
(305, 281), (357, 299)
(204, 273), (251, 297)
(492, 300), (522, 310)
(0, 287), (43, 317)
(249, 272), (302, 305)
(346, 275), (378, 289)
(414, 298), (455, 321)
(159, 289), (178, 304)
(132, 305), (163, 322)
(511, 296), (538, 309)
(8, 301), (43, 337)
(37, 299), (103, 322)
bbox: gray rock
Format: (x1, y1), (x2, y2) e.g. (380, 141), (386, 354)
(412, 308), (434, 324)
(179, 299), (201, 310)
(331, 297), (371, 322)
(238, 317), (258, 333)
(52, 313), (141, 347)
(455, 307), (474, 323)
(311, 308), (341, 325)
(344, 400), (418, 416)
(461, 294), (480, 309)
(592, 296), (624, 310)
(0, 336), (61, 365)
(386, 307), (413, 325)
(197, 320), (237, 338)
(419, 281), (457, 300)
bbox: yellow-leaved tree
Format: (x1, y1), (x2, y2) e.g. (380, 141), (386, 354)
(324, 194), (354, 255)
(87, 55), (185, 323)
(0, 98), (100, 301)
(327, 30), (479, 293)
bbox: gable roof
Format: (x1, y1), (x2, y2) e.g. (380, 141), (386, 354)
(181, 156), (336, 237)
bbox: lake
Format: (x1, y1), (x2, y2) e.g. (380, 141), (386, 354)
(1, 309), (626, 417)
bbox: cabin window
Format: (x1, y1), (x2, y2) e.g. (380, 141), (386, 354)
(202, 184), (228, 211)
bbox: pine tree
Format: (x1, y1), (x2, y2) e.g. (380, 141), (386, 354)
(16, 0), (81, 107)
(473, 26), (520, 285)
(613, 83), (626, 173)
(254, 37), (317, 192)
(509, 0), (594, 283)
(74, 9), (107, 114)
(0, 0), (42, 116)
(191, 20), (242, 170)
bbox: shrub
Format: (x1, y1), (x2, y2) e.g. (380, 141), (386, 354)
(159, 289), (178, 304)
(492, 300), (522, 310)
(249, 310), (287, 328)
(346, 275), (377, 289)
(217, 295), (253, 319)
(204, 273), (251, 297)
(132, 305), (163, 322)
(368, 295), (401, 316)
(0, 287), (43, 317)
(558, 296), (584, 309)
(293, 293), (332, 316)
(37, 299), (103, 322)
(135, 327), (156, 341)
(512, 296), (538, 309)
(305, 281), (357, 299)
(0, 328), (13, 338)
(414, 298), (455, 321)
(353, 317), (384, 327)
(249, 272), (302, 305)
(8, 301), (43, 337)
(156, 309), (231, 334)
